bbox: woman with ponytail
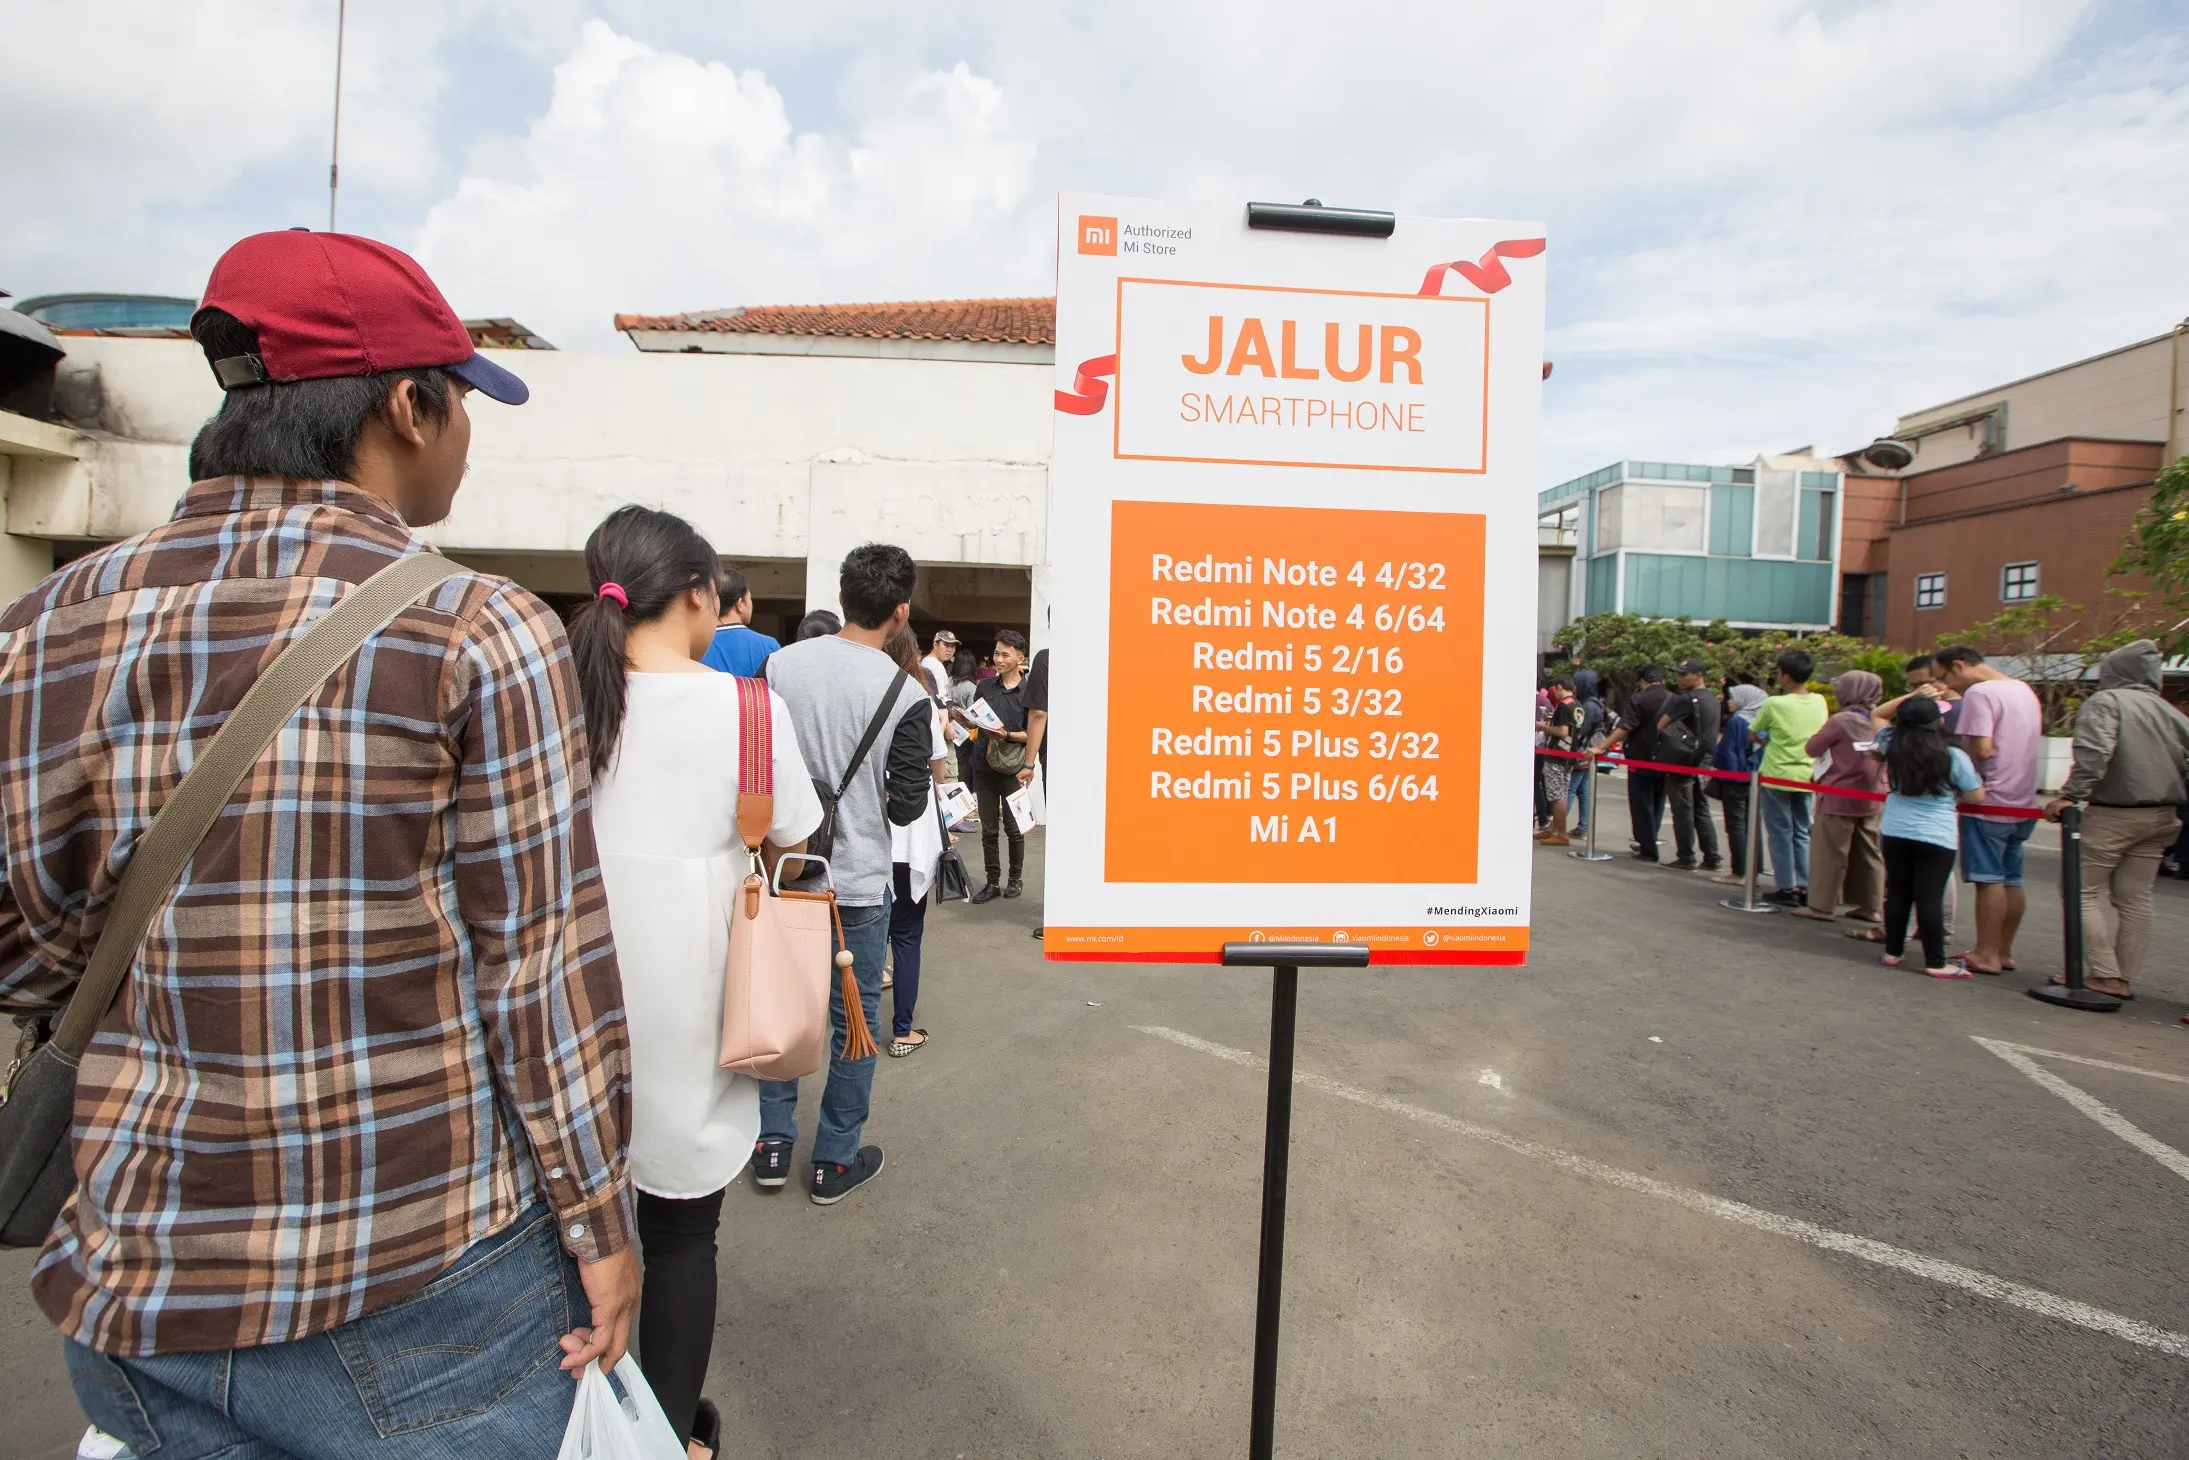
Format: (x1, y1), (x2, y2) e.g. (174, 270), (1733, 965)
(573, 505), (823, 1459)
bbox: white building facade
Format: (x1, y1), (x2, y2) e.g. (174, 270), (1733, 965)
(0, 298), (1061, 649)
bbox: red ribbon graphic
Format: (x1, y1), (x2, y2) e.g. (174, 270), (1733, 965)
(1054, 354), (1117, 415)
(1418, 237), (1546, 296)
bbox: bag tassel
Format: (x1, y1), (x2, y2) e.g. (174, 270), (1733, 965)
(829, 894), (880, 1061)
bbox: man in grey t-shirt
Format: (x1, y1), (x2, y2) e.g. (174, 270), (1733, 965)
(757, 544), (933, 1204)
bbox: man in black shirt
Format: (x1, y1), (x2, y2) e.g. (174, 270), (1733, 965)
(954, 630), (1035, 901)
(1604, 664), (1671, 862)
(1656, 658), (1723, 871)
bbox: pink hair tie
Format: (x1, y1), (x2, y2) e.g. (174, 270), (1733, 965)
(597, 583), (629, 609)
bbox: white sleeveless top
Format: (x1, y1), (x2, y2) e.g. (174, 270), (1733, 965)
(591, 673), (823, 1198)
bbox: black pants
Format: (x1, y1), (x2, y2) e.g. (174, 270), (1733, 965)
(1719, 785), (1750, 877)
(636, 1187), (726, 1446)
(889, 862), (926, 1037)
(973, 769), (1025, 887)
(1666, 772), (1717, 864)
(1627, 769), (1667, 858)
(1883, 835), (1957, 968)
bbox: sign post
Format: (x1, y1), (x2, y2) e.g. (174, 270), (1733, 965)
(1044, 193), (1547, 1455)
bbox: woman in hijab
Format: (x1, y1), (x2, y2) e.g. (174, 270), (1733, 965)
(1797, 669), (1887, 924)
(1711, 683), (1768, 882)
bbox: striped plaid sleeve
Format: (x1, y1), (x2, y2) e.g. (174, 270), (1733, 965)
(450, 581), (634, 1262)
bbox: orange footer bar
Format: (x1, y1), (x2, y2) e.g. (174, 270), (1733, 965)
(1041, 926), (1528, 964)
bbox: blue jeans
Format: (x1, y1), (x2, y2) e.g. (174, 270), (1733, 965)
(760, 893), (891, 1166)
(64, 1205), (584, 1458)
(1572, 761), (1592, 832)
(1761, 787), (1813, 891)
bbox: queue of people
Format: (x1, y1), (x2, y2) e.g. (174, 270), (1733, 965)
(0, 232), (1054, 1460)
(1541, 638), (2189, 993)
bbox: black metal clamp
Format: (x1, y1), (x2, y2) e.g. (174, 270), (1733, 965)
(1219, 940), (1373, 1460)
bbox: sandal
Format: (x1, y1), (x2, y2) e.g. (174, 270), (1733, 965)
(1845, 927), (1886, 943)
(1789, 907), (1836, 921)
(888, 1029), (930, 1058)
(1925, 964), (1973, 979)
(1878, 953), (1903, 968)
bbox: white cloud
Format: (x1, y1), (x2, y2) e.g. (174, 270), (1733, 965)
(414, 21), (1042, 347)
(8, 0), (2187, 485)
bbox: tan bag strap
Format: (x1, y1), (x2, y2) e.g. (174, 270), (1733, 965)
(731, 675), (774, 853)
(50, 553), (464, 1055)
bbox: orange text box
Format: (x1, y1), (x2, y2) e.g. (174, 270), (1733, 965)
(1105, 499), (1484, 884)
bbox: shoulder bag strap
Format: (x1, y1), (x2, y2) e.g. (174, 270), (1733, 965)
(832, 667), (911, 801)
(732, 675), (774, 852)
(49, 552), (464, 1057)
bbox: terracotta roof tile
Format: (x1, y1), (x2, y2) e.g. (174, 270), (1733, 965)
(614, 297), (1055, 345)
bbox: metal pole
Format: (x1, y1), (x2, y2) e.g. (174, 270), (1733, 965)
(1219, 940), (1367, 1460)
(2028, 805), (2119, 1012)
(1721, 767), (1774, 914)
(328, 0), (346, 231)
(1248, 962), (1297, 1460)
(1572, 751), (1613, 861)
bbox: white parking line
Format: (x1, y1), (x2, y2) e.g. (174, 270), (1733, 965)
(1972, 1037), (2189, 1185)
(1974, 1039), (2189, 1087)
(1134, 1024), (2189, 1361)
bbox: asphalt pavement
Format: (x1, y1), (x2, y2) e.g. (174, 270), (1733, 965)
(7, 818), (2188, 1457)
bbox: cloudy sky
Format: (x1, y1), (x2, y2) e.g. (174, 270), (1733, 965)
(4, 0), (2184, 483)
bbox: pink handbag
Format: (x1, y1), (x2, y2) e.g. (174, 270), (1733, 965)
(718, 677), (878, 1079)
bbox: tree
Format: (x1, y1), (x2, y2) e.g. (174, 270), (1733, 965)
(1940, 592), (2152, 734)
(1549, 613), (1873, 707)
(2108, 454), (2189, 657)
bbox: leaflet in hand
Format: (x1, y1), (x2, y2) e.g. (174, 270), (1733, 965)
(963, 698), (1006, 733)
(1006, 786), (1038, 834)
(938, 781), (977, 829)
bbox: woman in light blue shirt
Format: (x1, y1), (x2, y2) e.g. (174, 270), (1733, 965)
(1872, 695), (1984, 976)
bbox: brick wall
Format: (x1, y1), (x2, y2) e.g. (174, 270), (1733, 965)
(1883, 482), (2155, 649)
(1901, 437), (2160, 524)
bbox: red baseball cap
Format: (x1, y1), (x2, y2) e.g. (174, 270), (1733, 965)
(192, 229), (527, 404)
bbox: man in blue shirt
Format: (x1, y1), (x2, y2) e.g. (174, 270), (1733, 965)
(701, 566), (779, 675)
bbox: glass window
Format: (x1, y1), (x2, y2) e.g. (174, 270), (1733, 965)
(1915, 572), (1947, 611)
(1595, 483), (1705, 553)
(1754, 468), (1797, 556)
(2002, 561), (2039, 602)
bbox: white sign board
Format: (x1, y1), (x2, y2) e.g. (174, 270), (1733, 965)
(1043, 195), (1546, 964)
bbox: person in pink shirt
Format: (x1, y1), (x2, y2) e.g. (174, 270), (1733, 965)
(1935, 645), (2042, 973)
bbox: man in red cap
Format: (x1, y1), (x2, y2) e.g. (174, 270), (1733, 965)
(0, 231), (638, 1456)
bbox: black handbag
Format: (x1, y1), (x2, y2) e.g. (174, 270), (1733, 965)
(0, 555), (462, 1247)
(931, 794), (973, 904)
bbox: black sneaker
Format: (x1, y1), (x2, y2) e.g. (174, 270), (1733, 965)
(751, 1139), (793, 1189)
(1672, 859), (1700, 871)
(971, 884), (1001, 904)
(1003, 879), (1024, 899)
(811, 1146), (885, 1205)
(1700, 857), (1724, 872)
(1765, 887), (1804, 906)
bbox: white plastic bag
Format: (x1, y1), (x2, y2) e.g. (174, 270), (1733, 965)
(557, 1356), (685, 1460)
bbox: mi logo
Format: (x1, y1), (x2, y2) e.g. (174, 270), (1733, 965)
(1077, 216), (1118, 256)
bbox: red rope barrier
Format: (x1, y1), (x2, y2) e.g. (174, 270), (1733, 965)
(1532, 745), (2046, 819)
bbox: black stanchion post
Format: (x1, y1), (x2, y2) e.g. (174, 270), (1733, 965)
(1220, 940), (1373, 1460)
(1572, 750), (1613, 862)
(2027, 804), (2120, 1013)
(1721, 767), (1774, 914)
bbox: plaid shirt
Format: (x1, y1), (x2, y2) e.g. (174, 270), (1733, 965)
(0, 478), (632, 1356)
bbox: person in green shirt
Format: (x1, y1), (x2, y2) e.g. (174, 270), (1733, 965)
(1749, 649), (1829, 904)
